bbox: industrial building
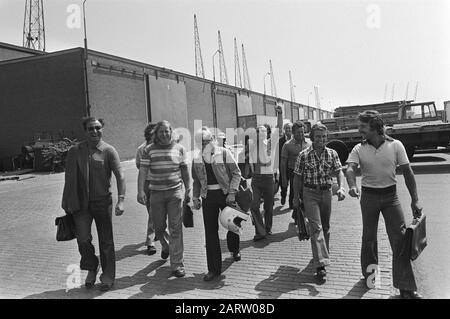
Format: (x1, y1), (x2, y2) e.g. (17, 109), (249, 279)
(0, 41), (332, 168)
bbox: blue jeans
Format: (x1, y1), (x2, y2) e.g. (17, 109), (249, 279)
(72, 196), (115, 285)
(150, 186), (184, 271)
(360, 190), (417, 291)
(302, 187), (332, 268)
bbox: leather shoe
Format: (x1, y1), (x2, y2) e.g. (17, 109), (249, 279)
(99, 283), (113, 292)
(203, 272), (219, 281)
(85, 265), (99, 289)
(172, 269), (185, 278)
(400, 290), (423, 299)
(147, 245), (157, 256)
(161, 250), (169, 260)
(233, 252), (241, 261)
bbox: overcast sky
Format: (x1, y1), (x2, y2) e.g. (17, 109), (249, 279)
(1, 0), (449, 110)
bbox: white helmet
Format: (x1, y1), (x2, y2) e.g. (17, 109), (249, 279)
(219, 206), (250, 235)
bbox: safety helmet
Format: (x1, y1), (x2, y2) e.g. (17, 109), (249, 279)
(219, 206), (250, 235)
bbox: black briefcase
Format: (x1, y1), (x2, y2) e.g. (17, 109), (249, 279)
(401, 214), (427, 261)
(294, 206), (310, 241)
(55, 214), (76, 241)
(183, 202), (194, 228)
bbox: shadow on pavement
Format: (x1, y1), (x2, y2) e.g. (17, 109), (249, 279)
(272, 206), (292, 217)
(115, 242), (147, 262)
(341, 279), (370, 299)
(220, 223), (297, 253)
(22, 260), (168, 299)
(254, 260), (322, 299)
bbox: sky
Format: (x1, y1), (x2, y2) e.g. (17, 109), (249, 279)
(1, 0), (449, 110)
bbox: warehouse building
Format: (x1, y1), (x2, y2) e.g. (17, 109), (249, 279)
(0, 42), (331, 167)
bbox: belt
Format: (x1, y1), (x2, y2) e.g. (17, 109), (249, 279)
(207, 184), (221, 191)
(362, 185), (396, 195)
(304, 183), (331, 191)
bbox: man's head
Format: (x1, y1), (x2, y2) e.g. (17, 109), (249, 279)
(144, 123), (157, 144)
(292, 121), (305, 142)
(194, 126), (214, 151)
(82, 116), (104, 145)
(358, 110), (385, 140)
(153, 120), (173, 145)
(283, 122), (293, 139)
(216, 131), (226, 147)
(256, 125), (268, 139)
(263, 124), (271, 139)
(310, 123), (328, 149)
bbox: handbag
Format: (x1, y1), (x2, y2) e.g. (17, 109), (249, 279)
(401, 214), (427, 261)
(183, 201), (194, 228)
(55, 214), (76, 241)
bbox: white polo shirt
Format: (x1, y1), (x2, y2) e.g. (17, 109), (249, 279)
(347, 137), (409, 188)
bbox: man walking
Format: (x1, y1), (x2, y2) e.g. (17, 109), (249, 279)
(345, 110), (423, 299)
(136, 123), (169, 256)
(137, 120), (191, 278)
(293, 123), (345, 280)
(62, 117), (126, 291)
(279, 122), (292, 205)
(281, 121), (310, 223)
(249, 125), (276, 241)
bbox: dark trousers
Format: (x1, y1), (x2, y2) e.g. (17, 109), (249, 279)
(202, 190), (240, 275)
(287, 168), (295, 207)
(72, 196), (115, 285)
(250, 174), (274, 235)
(360, 190), (417, 291)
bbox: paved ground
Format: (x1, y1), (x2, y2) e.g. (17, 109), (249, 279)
(0, 152), (448, 299)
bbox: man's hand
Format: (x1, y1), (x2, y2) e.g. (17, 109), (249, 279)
(115, 200), (124, 216)
(411, 200), (423, 218)
(137, 191), (147, 206)
(336, 188), (346, 201)
(226, 193), (236, 206)
(193, 198), (202, 210)
(184, 189), (191, 204)
(349, 187), (360, 198)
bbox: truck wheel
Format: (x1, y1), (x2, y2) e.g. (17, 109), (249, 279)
(406, 146), (415, 161)
(326, 140), (349, 164)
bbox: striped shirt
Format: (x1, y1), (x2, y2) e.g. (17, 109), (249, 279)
(294, 145), (342, 186)
(140, 142), (187, 191)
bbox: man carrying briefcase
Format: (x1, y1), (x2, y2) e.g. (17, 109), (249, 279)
(346, 110), (423, 299)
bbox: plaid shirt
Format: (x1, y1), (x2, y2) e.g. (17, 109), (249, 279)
(294, 146), (342, 186)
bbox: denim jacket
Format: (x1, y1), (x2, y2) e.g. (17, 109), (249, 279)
(192, 146), (242, 199)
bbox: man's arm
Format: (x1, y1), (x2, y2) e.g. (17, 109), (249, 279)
(280, 144), (288, 188)
(110, 148), (126, 215)
(400, 163), (422, 217)
(345, 162), (360, 198)
(179, 146), (192, 201)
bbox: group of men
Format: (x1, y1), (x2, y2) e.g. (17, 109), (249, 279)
(62, 110), (423, 298)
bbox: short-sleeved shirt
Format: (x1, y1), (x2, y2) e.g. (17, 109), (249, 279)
(294, 145), (342, 186)
(140, 141), (187, 191)
(88, 141), (122, 201)
(136, 141), (152, 180)
(347, 137), (409, 188)
(281, 138), (310, 170)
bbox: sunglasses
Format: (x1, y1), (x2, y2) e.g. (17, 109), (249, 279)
(87, 126), (102, 132)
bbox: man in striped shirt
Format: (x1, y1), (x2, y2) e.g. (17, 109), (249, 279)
(137, 120), (191, 278)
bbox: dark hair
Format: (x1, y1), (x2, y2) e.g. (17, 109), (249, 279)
(358, 110), (385, 135)
(152, 120), (172, 145)
(292, 120), (305, 133)
(144, 123), (157, 144)
(309, 123), (328, 140)
(82, 116), (104, 130)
